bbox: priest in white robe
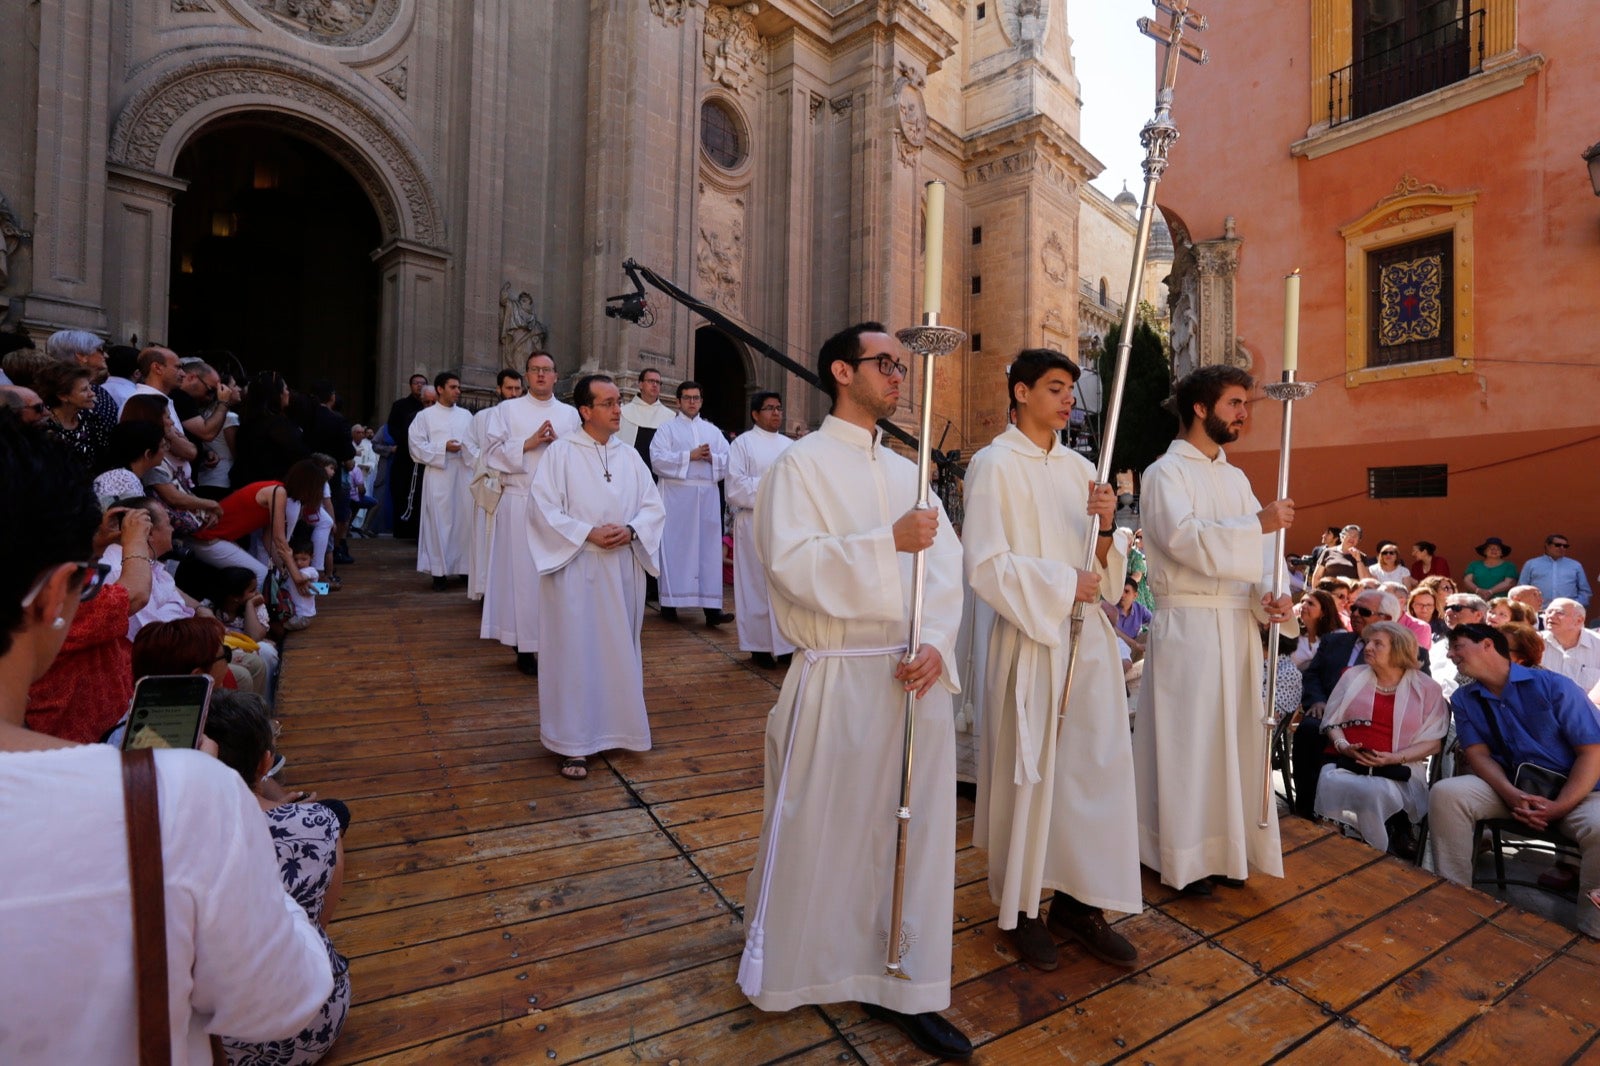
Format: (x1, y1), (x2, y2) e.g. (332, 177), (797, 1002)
(408, 372), (477, 587)
(480, 351), (581, 675)
(466, 370), (522, 602)
(963, 349), (1142, 975)
(649, 381), (731, 624)
(739, 324), (971, 1062)
(1133, 364), (1298, 895)
(617, 366), (674, 465)
(725, 391), (794, 668)
(530, 374), (665, 780)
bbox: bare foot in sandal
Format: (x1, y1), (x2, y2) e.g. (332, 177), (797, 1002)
(559, 757), (589, 781)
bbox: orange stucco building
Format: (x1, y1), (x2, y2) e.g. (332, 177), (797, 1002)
(1154, 0), (1599, 586)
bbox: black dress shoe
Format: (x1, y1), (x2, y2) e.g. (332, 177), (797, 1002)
(860, 1003), (973, 1061)
(658, 606), (679, 622)
(704, 609), (733, 627)
(432, 576), (448, 591)
(1210, 876), (1247, 889)
(334, 547), (356, 565)
(1178, 879), (1214, 897)
(516, 652), (539, 677)
(750, 651), (778, 669)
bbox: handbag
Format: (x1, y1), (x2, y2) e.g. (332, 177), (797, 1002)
(123, 749), (228, 1065)
(1332, 753), (1411, 782)
(1514, 762), (1569, 801)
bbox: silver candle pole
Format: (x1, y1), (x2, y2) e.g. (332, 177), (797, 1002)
(1257, 372), (1317, 828)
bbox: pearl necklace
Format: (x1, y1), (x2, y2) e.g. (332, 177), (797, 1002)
(1374, 680), (1400, 695)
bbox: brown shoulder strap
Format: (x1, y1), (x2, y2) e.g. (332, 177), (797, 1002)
(123, 747), (171, 1066)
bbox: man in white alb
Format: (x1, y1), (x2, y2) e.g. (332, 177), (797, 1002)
(408, 371), (478, 590)
(617, 366), (674, 465)
(738, 323), (971, 1062)
(1133, 364), (1297, 897)
(466, 369), (522, 601)
(725, 390), (793, 669)
(529, 374), (665, 781)
(963, 348), (1142, 974)
(480, 351), (581, 675)
(650, 381), (731, 626)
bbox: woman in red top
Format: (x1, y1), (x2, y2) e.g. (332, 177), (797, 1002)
(190, 460), (326, 591)
(1315, 621), (1449, 857)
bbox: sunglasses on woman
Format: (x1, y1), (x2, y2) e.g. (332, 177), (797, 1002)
(20, 561), (113, 609)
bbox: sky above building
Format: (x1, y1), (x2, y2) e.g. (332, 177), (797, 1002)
(1073, 0), (1159, 198)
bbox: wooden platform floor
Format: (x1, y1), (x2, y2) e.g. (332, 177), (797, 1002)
(281, 540), (1600, 1065)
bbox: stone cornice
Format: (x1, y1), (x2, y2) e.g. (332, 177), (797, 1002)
(963, 113), (1103, 186)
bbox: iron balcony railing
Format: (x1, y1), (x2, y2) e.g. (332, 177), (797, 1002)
(1328, 6), (1484, 128)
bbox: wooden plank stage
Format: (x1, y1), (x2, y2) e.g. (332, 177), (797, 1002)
(281, 540), (1600, 1065)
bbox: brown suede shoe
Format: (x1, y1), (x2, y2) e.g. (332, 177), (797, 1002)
(1004, 914), (1059, 971)
(1047, 901), (1138, 969)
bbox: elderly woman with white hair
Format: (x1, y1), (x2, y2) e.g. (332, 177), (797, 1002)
(1316, 620), (1449, 855)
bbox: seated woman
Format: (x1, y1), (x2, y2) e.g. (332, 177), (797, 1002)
(91, 420), (167, 508)
(1497, 621), (1545, 668)
(120, 393), (223, 536)
(1316, 621), (1449, 857)
(1384, 581), (1432, 652)
(35, 361), (101, 471)
(0, 415), (331, 1061)
(1291, 588), (1342, 671)
(204, 691), (351, 1066)
(1487, 596), (1539, 628)
(1406, 585), (1441, 640)
(190, 460), (325, 591)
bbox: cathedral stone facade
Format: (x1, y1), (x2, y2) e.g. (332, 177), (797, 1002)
(2, 0), (1100, 442)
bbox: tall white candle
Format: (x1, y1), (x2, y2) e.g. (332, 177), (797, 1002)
(1282, 269), (1301, 375)
(923, 181), (945, 319)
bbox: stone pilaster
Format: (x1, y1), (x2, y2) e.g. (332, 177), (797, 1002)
(102, 165), (187, 346)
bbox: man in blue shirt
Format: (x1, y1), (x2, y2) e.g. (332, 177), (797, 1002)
(1431, 623), (1600, 937)
(1518, 533), (1591, 611)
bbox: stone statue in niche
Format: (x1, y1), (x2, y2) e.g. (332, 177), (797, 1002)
(648, 0), (689, 27)
(499, 282), (548, 371)
(704, 3), (764, 94)
(1169, 278), (1200, 378)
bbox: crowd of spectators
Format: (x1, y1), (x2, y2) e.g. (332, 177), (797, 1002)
(1, 332), (358, 1062)
(1280, 522), (1600, 938)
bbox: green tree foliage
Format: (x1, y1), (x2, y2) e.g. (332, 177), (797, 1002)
(1096, 318), (1177, 478)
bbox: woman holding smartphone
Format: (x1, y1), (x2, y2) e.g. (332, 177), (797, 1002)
(0, 415), (331, 1063)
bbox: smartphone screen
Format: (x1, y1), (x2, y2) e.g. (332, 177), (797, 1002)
(121, 675), (214, 752)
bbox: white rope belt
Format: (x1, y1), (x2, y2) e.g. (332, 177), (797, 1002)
(737, 643), (907, 997)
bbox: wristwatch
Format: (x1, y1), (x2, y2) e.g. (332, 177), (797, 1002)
(625, 525), (637, 543)
(1097, 527), (1116, 539)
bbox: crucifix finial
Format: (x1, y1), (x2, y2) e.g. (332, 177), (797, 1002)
(1134, 0), (1209, 182)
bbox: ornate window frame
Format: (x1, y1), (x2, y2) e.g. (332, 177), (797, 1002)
(1340, 181), (1477, 388)
(698, 94), (753, 179)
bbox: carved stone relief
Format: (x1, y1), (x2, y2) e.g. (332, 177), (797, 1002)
(696, 187), (745, 313)
(498, 282), (548, 371)
(1000, 0), (1048, 44)
(109, 56), (443, 246)
(893, 63), (928, 167)
(704, 3), (764, 95)
(377, 58), (408, 100)
(171, 0), (214, 12)
(1168, 215), (1245, 377)
(967, 148), (1078, 192)
(648, 0), (689, 27)
(0, 191), (32, 293)
(246, 0), (401, 47)
(1041, 231), (1069, 286)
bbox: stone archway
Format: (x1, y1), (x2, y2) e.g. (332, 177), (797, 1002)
(102, 51), (447, 408)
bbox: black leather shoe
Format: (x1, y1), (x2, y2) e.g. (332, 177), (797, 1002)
(1047, 897), (1137, 969)
(750, 652), (778, 669)
(1005, 913), (1059, 971)
(658, 607), (679, 622)
(516, 652), (538, 677)
(704, 609), (733, 627)
(860, 1003), (973, 1061)
(432, 576), (448, 591)
(1210, 876), (1247, 889)
(1178, 879), (1214, 897)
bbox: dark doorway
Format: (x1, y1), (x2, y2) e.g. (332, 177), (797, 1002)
(168, 123), (383, 422)
(692, 326), (749, 435)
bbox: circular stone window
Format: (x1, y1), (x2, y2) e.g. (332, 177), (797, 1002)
(700, 99), (747, 170)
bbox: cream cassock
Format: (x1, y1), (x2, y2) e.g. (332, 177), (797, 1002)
(529, 430), (665, 757)
(962, 425), (1143, 924)
(738, 415), (962, 1015)
(1132, 438), (1297, 888)
(479, 394), (582, 652)
(408, 402), (477, 578)
(649, 413), (729, 609)
(725, 426), (794, 656)
(465, 404), (499, 601)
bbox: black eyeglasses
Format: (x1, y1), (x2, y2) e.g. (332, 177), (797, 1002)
(1350, 605), (1378, 618)
(214, 646), (235, 665)
(758, 404), (784, 413)
(848, 354), (909, 380)
(1443, 604), (1472, 613)
(1550, 542), (1570, 549)
(23, 402), (48, 415)
(20, 561), (112, 610)
(1380, 550), (1398, 556)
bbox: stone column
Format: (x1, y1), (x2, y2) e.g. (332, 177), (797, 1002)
(457, 0), (510, 390)
(25, 0), (113, 334)
(373, 239), (450, 407)
(103, 165), (187, 347)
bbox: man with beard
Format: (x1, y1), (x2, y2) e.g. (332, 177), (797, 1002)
(385, 373), (429, 540)
(1132, 364), (1297, 897)
(738, 323), (970, 1061)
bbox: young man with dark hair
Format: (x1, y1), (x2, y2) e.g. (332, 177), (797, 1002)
(466, 370), (525, 601)
(407, 371), (476, 590)
(726, 390), (792, 668)
(739, 323), (970, 1060)
(1132, 364), (1298, 897)
(649, 379), (731, 625)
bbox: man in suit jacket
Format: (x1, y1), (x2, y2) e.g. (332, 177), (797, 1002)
(1293, 589), (1400, 817)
